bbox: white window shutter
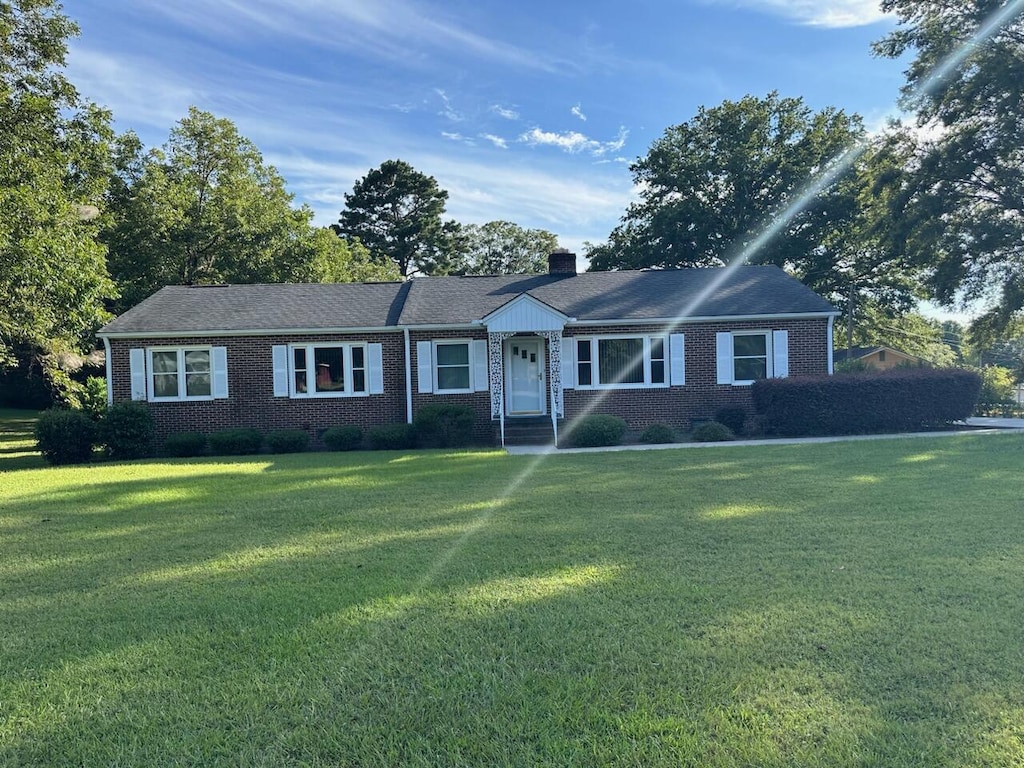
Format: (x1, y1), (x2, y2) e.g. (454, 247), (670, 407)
(669, 333), (685, 386)
(472, 339), (488, 392)
(772, 330), (789, 378)
(212, 346), (229, 399)
(129, 348), (147, 401)
(716, 332), (733, 385)
(560, 336), (575, 389)
(416, 341), (433, 393)
(368, 343), (384, 394)
(272, 345), (289, 396)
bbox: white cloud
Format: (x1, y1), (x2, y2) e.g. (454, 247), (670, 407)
(491, 105), (520, 120)
(519, 126), (628, 157)
(435, 89), (463, 122)
(714, 0), (890, 27)
(480, 133), (509, 149)
(571, 103), (587, 121)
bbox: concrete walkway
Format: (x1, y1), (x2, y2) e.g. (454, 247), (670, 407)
(504, 418), (1024, 455)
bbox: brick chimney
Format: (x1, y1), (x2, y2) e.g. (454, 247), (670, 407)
(547, 248), (577, 276)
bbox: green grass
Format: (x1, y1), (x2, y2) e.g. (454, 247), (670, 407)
(2, 413), (1024, 766)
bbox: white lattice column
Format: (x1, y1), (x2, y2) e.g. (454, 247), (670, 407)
(487, 332), (514, 417)
(540, 330), (563, 417)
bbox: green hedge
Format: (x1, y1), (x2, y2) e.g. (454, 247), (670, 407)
(413, 404), (475, 448)
(565, 415), (626, 448)
(751, 368), (982, 436)
(367, 423), (416, 450)
(163, 432), (208, 458)
(100, 402), (154, 460)
(265, 429), (310, 454)
(322, 426), (363, 451)
(692, 421), (734, 442)
(208, 428), (264, 456)
(34, 409), (98, 465)
(639, 424), (677, 444)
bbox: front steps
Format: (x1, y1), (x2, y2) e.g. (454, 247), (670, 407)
(497, 416), (564, 447)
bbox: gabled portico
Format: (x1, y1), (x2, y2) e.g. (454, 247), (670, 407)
(476, 293), (574, 447)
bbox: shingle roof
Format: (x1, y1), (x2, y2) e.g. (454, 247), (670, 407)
(98, 266), (836, 336)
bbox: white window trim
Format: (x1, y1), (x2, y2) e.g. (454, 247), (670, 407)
(147, 346), (215, 402)
(730, 330), (773, 386)
(288, 343), (369, 398)
(574, 334), (670, 390)
(433, 339), (475, 394)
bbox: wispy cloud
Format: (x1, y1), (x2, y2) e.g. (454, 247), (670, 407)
(710, 0), (890, 28)
(570, 103), (587, 121)
(435, 89), (463, 122)
(480, 133), (508, 149)
(491, 104), (520, 120)
(519, 126), (628, 157)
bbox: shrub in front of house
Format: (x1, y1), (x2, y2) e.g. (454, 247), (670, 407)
(751, 368), (982, 436)
(692, 421), (734, 442)
(323, 426), (363, 451)
(413, 404), (475, 448)
(208, 428), (264, 456)
(639, 423), (677, 444)
(100, 401), (155, 460)
(163, 432), (208, 458)
(565, 414), (627, 448)
(367, 423), (416, 450)
(265, 429), (310, 454)
(79, 376), (109, 421)
(34, 409), (98, 465)
(713, 406), (748, 436)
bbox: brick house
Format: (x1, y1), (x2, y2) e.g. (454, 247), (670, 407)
(97, 251), (839, 446)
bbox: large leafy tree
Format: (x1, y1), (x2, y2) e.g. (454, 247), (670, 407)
(0, 0), (116, 377)
(334, 159), (465, 277)
(104, 108), (395, 312)
(874, 0), (1024, 332)
(462, 221), (558, 275)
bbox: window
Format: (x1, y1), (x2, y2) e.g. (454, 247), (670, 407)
(290, 343), (367, 397)
(732, 333), (769, 382)
(575, 335), (668, 389)
(435, 341), (471, 392)
(716, 330), (787, 385)
(149, 347), (212, 400)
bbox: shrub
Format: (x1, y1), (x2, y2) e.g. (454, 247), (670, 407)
(266, 429), (310, 454)
(639, 423), (677, 444)
(977, 365), (1015, 406)
(565, 414), (626, 448)
(368, 423), (416, 450)
(34, 409), (98, 465)
(413, 404), (475, 448)
(751, 368), (982, 436)
(323, 425), (363, 451)
(208, 428), (264, 456)
(163, 432), (208, 458)
(101, 401), (155, 460)
(714, 406), (748, 436)
(692, 421), (734, 442)
(79, 377), (109, 421)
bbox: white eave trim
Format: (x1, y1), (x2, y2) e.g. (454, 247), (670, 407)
(98, 325), (402, 340)
(566, 311), (840, 327)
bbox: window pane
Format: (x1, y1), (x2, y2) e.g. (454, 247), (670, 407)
(577, 363), (592, 386)
(651, 338), (665, 360)
(651, 360), (665, 384)
(437, 366), (470, 390)
(353, 370), (366, 392)
(733, 335), (767, 357)
(735, 358), (767, 381)
(186, 372), (211, 396)
(295, 371), (308, 393)
(436, 343), (469, 366)
(184, 349), (210, 373)
(598, 338), (644, 384)
(576, 339), (591, 362)
(152, 351), (178, 374)
(314, 347), (345, 391)
(294, 348), (306, 370)
(352, 346), (365, 368)
(153, 374), (178, 398)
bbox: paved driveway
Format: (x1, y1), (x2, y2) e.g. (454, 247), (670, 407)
(966, 417), (1024, 429)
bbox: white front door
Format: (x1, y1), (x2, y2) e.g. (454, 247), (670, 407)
(506, 338), (545, 415)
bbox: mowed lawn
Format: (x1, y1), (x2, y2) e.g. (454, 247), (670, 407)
(2, 412), (1024, 766)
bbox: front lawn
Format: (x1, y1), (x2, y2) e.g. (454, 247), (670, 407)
(1, 424), (1023, 766)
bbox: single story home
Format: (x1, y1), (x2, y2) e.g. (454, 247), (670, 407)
(97, 251), (839, 446)
(834, 345), (926, 371)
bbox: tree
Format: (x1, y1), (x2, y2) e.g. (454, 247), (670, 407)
(845, 306), (957, 367)
(334, 160), (465, 277)
(873, 1), (1024, 333)
(103, 109), (395, 312)
(462, 221), (559, 275)
(0, 0), (117, 383)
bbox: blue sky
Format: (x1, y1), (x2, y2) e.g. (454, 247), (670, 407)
(67, 0), (905, 256)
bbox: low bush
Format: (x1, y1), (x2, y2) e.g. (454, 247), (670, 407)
(208, 428), (264, 456)
(163, 432), (208, 458)
(34, 409), (98, 465)
(101, 401), (155, 460)
(639, 423), (677, 444)
(79, 377), (109, 421)
(413, 404), (475, 448)
(323, 426), (363, 451)
(266, 429), (310, 454)
(566, 415), (626, 448)
(714, 406), (748, 436)
(368, 423), (416, 450)
(751, 368), (982, 436)
(692, 421), (734, 442)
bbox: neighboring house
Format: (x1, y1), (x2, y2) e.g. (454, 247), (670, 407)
(834, 345), (925, 371)
(97, 251), (839, 446)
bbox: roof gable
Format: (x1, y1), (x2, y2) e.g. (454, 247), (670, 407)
(479, 293), (572, 332)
